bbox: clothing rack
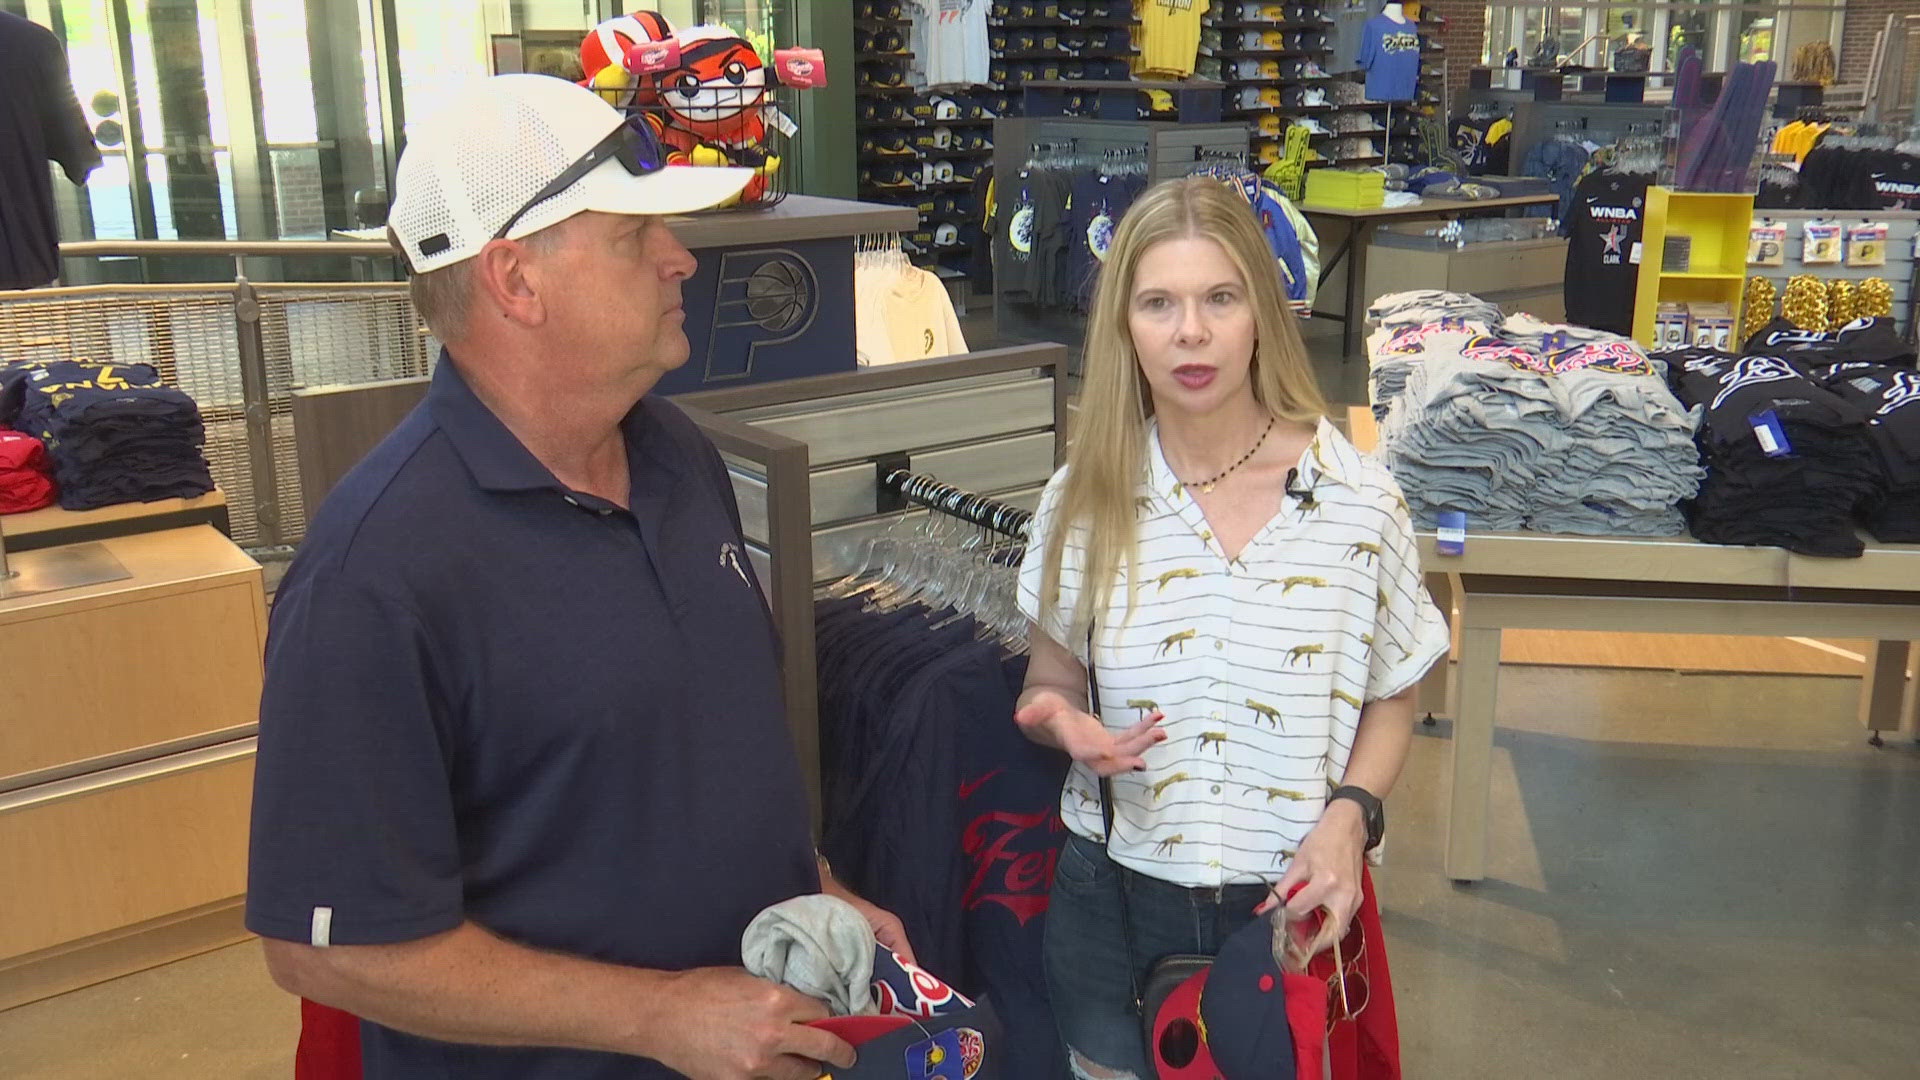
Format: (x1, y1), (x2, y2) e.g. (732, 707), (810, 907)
(881, 470), (1033, 538)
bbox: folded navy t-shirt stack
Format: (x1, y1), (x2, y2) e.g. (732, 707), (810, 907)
(1663, 348), (1882, 557)
(0, 360), (215, 511)
(1818, 363), (1920, 542)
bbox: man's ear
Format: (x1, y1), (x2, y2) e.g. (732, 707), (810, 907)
(471, 238), (549, 328)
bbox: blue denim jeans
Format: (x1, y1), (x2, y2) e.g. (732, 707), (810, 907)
(1042, 833), (1272, 1078)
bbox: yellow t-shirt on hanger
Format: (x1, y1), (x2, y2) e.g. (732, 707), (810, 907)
(1136, 0), (1212, 78)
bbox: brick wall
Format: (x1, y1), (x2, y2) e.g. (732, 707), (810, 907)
(1838, 0), (1905, 86)
(270, 149), (328, 240)
(1426, 0), (1488, 97)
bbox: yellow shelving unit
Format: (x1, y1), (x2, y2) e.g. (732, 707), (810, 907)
(1631, 187), (1756, 347)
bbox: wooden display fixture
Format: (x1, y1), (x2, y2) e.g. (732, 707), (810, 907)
(0, 526), (266, 1009)
(1631, 187), (1756, 347)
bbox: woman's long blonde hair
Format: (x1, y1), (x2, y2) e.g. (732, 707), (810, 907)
(1037, 176), (1329, 645)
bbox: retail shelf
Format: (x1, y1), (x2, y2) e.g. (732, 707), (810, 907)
(1209, 19), (1333, 31)
(1661, 270), (1748, 280)
(854, 18), (912, 29)
(858, 53), (916, 63)
(856, 118), (921, 128)
(859, 151), (925, 164)
(992, 17), (1136, 29)
(855, 84), (916, 95)
(1206, 49), (1330, 59)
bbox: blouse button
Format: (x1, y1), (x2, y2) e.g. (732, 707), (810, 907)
(1214, 640), (1224, 651)
(1210, 784), (1222, 795)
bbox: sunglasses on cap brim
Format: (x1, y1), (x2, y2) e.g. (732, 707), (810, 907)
(492, 118), (666, 241)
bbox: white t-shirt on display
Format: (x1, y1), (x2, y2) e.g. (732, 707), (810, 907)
(911, 0), (990, 87)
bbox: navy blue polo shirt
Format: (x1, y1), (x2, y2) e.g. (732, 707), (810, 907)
(246, 356), (819, 1079)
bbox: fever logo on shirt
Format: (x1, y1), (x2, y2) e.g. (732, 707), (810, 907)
(1548, 341), (1653, 376)
(1463, 336), (1549, 372)
(1381, 30), (1418, 52)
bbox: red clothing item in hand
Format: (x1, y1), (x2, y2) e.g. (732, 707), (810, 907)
(0, 429), (55, 513)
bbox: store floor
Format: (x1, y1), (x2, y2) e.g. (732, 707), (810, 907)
(3, 665), (1917, 1079)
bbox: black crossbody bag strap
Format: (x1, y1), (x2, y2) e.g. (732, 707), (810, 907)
(1089, 624), (1146, 1016)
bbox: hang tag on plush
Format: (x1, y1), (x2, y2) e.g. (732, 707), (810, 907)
(1435, 510), (1468, 555)
(774, 48), (827, 88)
(625, 38), (681, 75)
(1751, 409), (1791, 457)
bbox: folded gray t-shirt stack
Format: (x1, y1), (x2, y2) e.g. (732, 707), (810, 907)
(1367, 290), (1508, 419)
(1374, 302), (1704, 537)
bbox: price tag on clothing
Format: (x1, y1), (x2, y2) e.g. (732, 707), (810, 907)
(1629, 241), (1643, 265)
(1435, 510), (1468, 556)
(1751, 409), (1792, 457)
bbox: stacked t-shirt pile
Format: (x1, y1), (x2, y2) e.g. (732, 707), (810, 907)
(0, 429), (57, 513)
(1365, 290), (1505, 418)
(1658, 323), (1902, 558)
(0, 360), (215, 511)
(1720, 317), (1920, 545)
(1370, 294), (1704, 536)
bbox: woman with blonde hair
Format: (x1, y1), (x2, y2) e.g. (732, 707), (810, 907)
(1013, 176), (1448, 1077)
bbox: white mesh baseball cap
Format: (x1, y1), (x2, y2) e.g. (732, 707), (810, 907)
(389, 74), (753, 274)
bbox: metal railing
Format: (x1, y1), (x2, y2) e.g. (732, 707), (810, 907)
(6, 241), (441, 549)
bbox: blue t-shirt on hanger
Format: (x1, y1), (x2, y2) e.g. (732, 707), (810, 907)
(1355, 14), (1421, 102)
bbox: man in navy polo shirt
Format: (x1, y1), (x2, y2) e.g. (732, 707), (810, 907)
(247, 75), (906, 1080)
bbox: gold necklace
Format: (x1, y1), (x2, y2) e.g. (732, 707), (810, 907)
(1182, 416), (1275, 495)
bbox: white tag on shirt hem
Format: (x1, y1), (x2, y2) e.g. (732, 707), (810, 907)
(311, 906), (334, 947)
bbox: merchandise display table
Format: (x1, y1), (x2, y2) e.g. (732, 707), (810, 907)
(1418, 531), (1920, 883)
(0, 525), (265, 1010)
(0, 491), (230, 553)
(1297, 193), (1560, 357)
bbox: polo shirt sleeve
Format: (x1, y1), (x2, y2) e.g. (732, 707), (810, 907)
(1016, 467), (1087, 661)
(246, 573), (465, 947)
(1365, 479), (1450, 703)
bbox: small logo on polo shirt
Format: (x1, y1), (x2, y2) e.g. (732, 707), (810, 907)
(719, 542), (752, 588)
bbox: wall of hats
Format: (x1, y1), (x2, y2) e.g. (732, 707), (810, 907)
(855, 1), (1150, 285)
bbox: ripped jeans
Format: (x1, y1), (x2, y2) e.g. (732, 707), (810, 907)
(1042, 833), (1270, 1078)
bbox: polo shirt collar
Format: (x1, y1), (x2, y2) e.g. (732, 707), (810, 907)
(428, 351), (671, 496)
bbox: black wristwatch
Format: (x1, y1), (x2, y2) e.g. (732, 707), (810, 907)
(1328, 785), (1385, 852)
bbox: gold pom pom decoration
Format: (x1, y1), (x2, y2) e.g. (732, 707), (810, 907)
(1780, 274), (1828, 332)
(1857, 278), (1895, 320)
(1824, 279), (1857, 331)
(1741, 276), (1777, 344)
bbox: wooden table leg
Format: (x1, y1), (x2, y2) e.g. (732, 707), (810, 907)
(1418, 571), (1460, 720)
(1906, 643), (1920, 741)
(1859, 641), (1914, 746)
(1445, 625), (1502, 883)
(1343, 221), (1371, 358)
